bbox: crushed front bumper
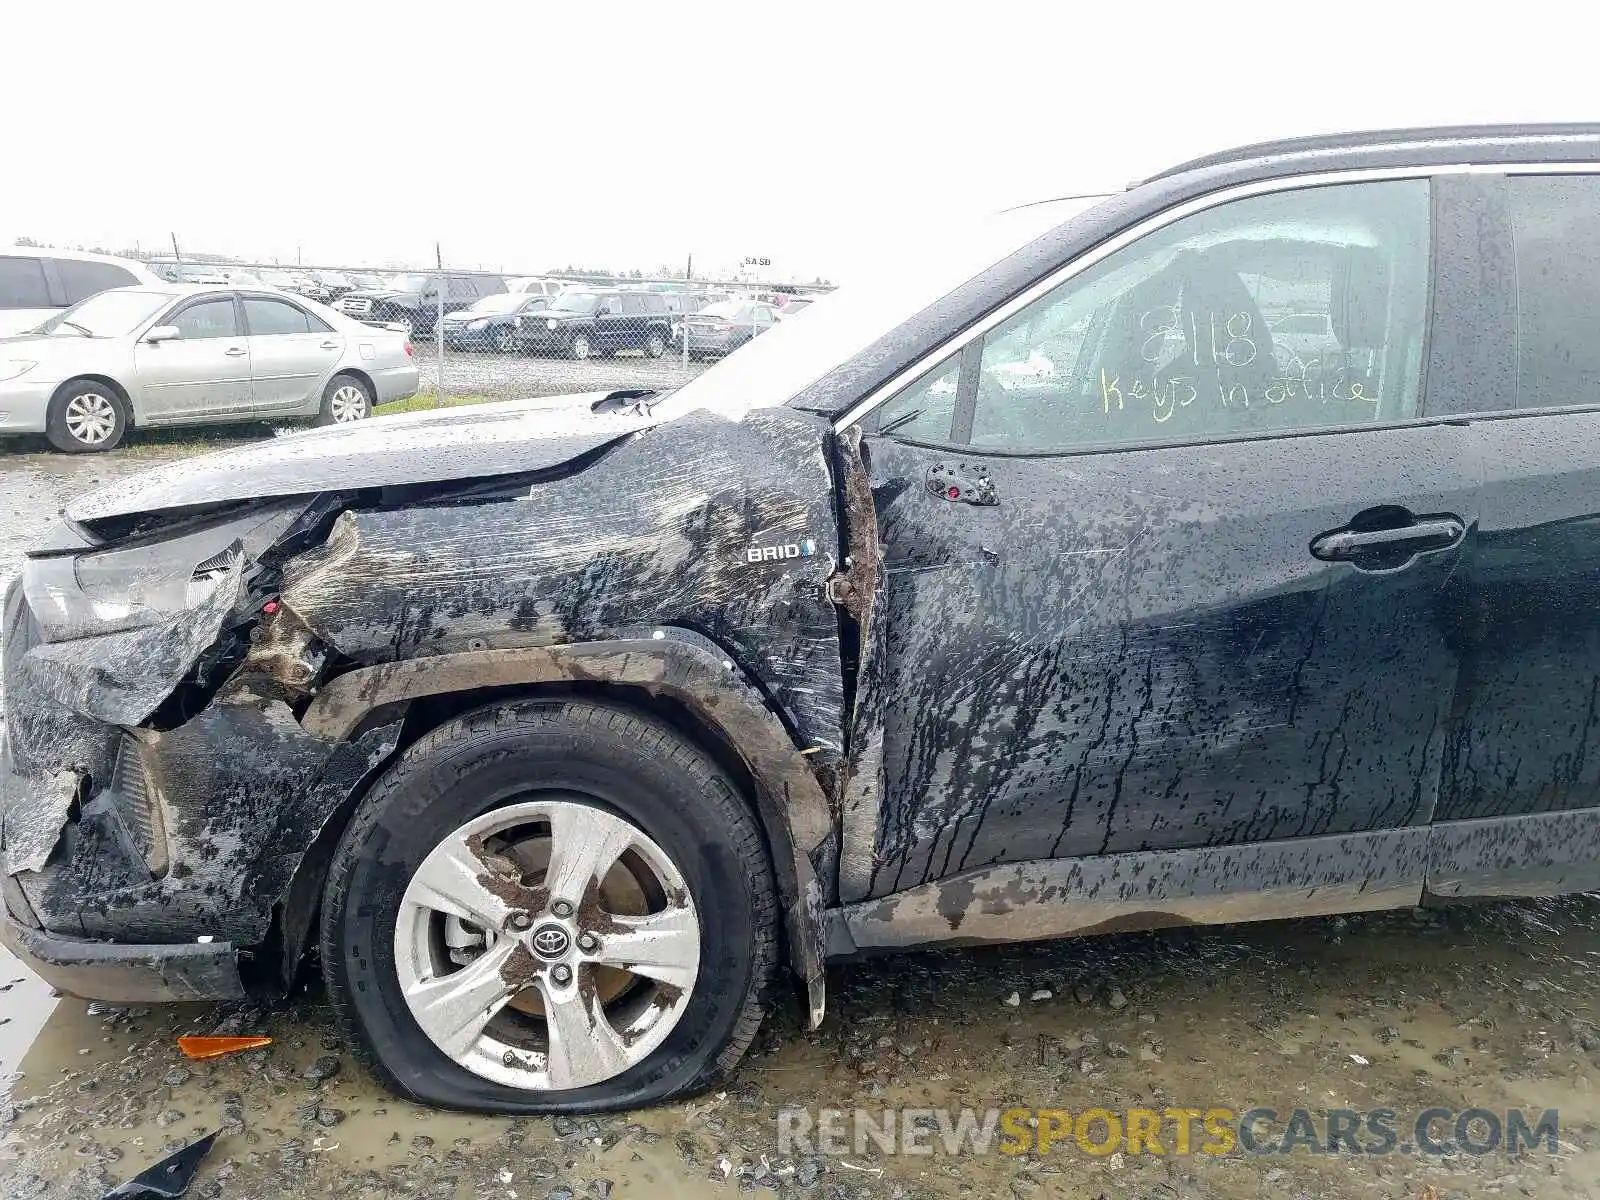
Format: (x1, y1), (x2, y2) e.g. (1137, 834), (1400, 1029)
(1, 576), (402, 1003)
(0, 909), (245, 1002)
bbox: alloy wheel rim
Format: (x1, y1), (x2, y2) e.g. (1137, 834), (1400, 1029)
(572, 336), (590, 360)
(496, 328), (515, 352)
(330, 385), (368, 422)
(393, 798), (700, 1091)
(64, 393), (117, 445)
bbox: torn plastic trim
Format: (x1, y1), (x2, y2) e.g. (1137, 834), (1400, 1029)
(300, 629), (834, 1027)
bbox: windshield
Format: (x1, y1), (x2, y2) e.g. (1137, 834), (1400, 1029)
(657, 196), (1102, 419)
(383, 273), (430, 292)
(35, 289), (173, 337)
(549, 291), (599, 314)
(464, 294), (526, 315)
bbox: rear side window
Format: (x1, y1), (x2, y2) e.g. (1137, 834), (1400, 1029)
(244, 296), (331, 335)
(877, 180), (1432, 453)
(1504, 175), (1600, 410)
(55, 259), (139, 304)
(0, 256), (50, 308)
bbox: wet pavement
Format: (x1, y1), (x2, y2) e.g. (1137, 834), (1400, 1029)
(4, 442), (1600, 1199)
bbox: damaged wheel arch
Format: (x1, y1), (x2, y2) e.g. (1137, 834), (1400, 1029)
(293, 628), (835, 1026)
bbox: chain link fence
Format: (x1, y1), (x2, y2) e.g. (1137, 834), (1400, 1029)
(144, 257), (831, 415)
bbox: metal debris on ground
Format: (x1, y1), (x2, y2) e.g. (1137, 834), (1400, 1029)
(101, 1130), (219, 1198)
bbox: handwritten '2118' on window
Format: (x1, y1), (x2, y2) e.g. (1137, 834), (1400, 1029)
(1100, 303), (1380, 424)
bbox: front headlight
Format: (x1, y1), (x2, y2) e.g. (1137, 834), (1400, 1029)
(0, 360), (37, 383)
(21, 504), (304, 643)
(467, 319), (489, 330)
(546, 318), (558, 331)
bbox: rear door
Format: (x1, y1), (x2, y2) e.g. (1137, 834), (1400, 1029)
(1428, 172), (1600, 848)
(841, 177), (1475, 902)
(46, 258), (141, 306)
(620, 293), (648, 348)
(241, 293), (344, 411)
(131, 293), (253, 419)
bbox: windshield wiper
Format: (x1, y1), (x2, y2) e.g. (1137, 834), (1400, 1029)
(877, 407), (926, 436)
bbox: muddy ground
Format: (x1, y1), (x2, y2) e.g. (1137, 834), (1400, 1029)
(4, 436), (1600, 1200)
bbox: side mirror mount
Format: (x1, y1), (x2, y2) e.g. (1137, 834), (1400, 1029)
(145, 325), (181, 344)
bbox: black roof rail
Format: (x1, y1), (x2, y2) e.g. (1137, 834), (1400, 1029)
(1144, 123), (1600, 182)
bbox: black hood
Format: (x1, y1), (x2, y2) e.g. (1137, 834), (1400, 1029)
(65, 394), (663, 524)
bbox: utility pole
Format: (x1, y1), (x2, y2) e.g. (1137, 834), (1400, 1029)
(170, 232), (181, 261)
(435, 241), (445, 407)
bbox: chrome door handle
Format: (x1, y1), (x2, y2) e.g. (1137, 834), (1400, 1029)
(224, 347), (247, 357)
(1310, 512), (1465, 569)
(319, 340), (339, 350)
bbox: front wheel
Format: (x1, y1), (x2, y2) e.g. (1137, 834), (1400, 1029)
(320, 700), (777, 1113)
(316, 373), (374, 425)
(45, 380), (128, 452)
(568, 332), (593, 361)
(494, 326), (517, 354)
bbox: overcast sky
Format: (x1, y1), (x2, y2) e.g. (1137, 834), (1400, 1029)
(2, 3), (1595, 282)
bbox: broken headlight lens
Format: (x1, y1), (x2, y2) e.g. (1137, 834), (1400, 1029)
(21, 504), (304, 643)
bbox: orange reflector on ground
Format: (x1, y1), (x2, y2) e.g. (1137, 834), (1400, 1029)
(177, 1035), (272, 1060)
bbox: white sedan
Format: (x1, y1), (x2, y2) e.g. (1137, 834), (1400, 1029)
(0, 284), (420, 452)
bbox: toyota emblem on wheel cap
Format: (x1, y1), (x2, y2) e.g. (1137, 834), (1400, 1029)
(531, 924), (572, 960)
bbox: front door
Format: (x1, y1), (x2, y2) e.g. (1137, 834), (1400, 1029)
(241, 294), (344, 411)
(594, 294), (626, 352)
(132, 294), (253, 420)
(841, 177), (1475, 902)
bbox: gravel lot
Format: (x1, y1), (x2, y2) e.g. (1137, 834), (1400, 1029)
(3, 440), (1600, 1199)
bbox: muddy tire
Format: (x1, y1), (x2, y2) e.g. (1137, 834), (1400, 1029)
(320, 699), (777, 1113)
(45, 379), (129, 452)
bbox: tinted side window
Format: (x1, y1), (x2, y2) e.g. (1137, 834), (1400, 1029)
(447, 276), (476, 300)
(642, 294), (668, 315)
(0, 256), (50, 308)
(598, 294), (622, 315)
(621, 294), (645, 315)
(886, 181), (1430, 454)
(55, 260), (138, 304)
(1504, 175), (1600, 410)
(244, 296), (328, 335)
(171, 298), (241, 339)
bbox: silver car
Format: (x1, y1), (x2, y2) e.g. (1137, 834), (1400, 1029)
(0, 284), (419, 452)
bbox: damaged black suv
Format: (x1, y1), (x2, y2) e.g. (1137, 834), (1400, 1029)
(9, 124), (1600, 1114)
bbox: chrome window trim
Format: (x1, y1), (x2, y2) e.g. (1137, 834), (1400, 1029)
(834, 159), (1600, 434)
